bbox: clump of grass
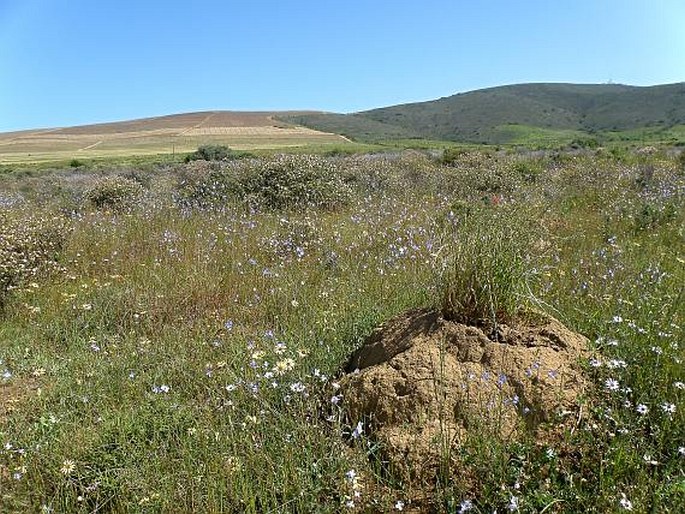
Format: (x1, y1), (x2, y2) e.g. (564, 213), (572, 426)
(439, 204), (540, 324)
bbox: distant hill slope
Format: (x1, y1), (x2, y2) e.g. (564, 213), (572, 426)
(0, 111), (349, 163)
(288, 83), (685, 144)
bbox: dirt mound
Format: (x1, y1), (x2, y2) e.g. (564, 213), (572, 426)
(341, 308), (589, 479)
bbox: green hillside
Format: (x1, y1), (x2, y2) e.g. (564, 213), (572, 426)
(287, 82), (685, 145)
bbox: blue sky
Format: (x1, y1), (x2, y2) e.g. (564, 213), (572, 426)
(1, 0), (684, 131)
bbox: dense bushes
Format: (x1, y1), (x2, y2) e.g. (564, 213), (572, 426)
(176, 155), (352, 211)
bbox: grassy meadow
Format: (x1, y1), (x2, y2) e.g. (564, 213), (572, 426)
(0, 148), (683, 513)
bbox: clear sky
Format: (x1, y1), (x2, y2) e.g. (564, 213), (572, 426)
(1, 0), (684, 131)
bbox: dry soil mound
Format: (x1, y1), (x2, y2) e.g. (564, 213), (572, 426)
(341, 308), (589, 479)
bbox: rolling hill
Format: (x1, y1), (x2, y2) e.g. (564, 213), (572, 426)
(287, 82), (685, 144)
(0, 111), (349, 163)
(3, 82), (685, 163)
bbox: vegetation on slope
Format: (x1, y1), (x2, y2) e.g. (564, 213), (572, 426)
(289, 82), (685, 145)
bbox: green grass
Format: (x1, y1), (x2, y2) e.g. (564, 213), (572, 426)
(487, 124), (589, 146)
(601, 124), (685, 145)
(0, 150), (683, 512)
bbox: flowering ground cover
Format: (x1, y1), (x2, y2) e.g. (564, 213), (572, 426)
(0, 149), (683, 512)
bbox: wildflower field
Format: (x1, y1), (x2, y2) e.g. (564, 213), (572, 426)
(0, 149), (683, 513)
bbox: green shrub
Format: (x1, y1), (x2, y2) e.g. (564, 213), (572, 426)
(174, 161), (244, 209)
(511, 160), (543, 183)
(184, 144), (235, 163)
(242, 155), (352, 211)
(441, 147), (468, 166)
(84, 176), (145, 212)
(569, 137), (599, 149)
(634, 200), (679, 231)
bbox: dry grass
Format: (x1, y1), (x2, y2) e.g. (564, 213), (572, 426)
(0, 111), (348, 163)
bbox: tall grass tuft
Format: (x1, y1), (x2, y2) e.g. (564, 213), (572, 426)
(439, 204), (540, 324)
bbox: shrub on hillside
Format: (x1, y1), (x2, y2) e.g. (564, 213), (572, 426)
(84, 176), (145, 212)
(511, 160), (544, 183)
(184, 145), (236, 163)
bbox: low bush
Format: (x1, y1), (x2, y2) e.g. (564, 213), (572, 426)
(241, 155), (352, 211)
(174, 161), (244, 209)
(677, 150), (685, 171)
(0, 210), (67, 306)
(184, 144), (235, 163)
(441, 147), (468, 166)
(84, 176), (145, 212)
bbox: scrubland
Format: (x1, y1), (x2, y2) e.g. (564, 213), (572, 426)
(0, 149), (683, 512)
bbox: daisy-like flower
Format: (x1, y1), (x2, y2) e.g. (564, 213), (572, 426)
(661, 403), (676, 415)
(458, 500), (474, 513)
(619, 493), (633, 510)
(274, 358), (295, 375)
(60, 459), (76, 476)
(351, 421), (364, 439)
(643, 454), (659, 465)
(395, 500), (405, 511)
(636, 404), (648, 415)
(605, 378), (620, 392)
(508, 495), (519, 512)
